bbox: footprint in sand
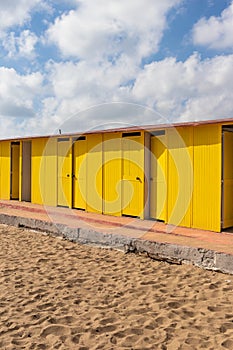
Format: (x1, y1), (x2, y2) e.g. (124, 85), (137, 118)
(222, 339), (233, 349)
(167, 301), (182, 309)
(208, 305), (222, 312)
(40, 325), (71, 338)
(37, 302), (56, 311)
(56, 315), (77, 324)
(181, 309), (195, 318)
(99, 317), (118, 325)
(72, 333), (81, 344)
(91, 324), (117, 335)
(220, 322), (233, 333)
(225, 313), (233, 319)
(185, 336), (201, 346)
(36, 344), (47, 350)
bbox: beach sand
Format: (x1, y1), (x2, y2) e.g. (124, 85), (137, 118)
(0, 224), (233, 350)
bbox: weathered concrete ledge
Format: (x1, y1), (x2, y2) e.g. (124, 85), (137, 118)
(0, 213), (233, 275)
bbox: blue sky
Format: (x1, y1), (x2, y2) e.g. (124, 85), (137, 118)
(0, 0), (233, 137)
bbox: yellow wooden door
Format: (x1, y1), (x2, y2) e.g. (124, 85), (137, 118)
(11, 143), (20, 199)
(0, 141), (11, 200)
(222, 131), (233, 229)
(86, 134), (103, 213)
(103, 133), (122, 216)
(73, 138), (87, 210)
(57, 139), (71, 207)
(31, 138), (47, 205)
(150, 134), (167, 221)
(122, 133), (144, 218)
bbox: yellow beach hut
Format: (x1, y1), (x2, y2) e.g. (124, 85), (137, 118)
(0, 118), (232, 233)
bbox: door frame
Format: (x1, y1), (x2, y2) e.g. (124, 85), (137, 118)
(121, 131), (144, 218)
(221, 125), (233, 230)
(21, 141), (32, 202)
(10, 141), (20, 200)
(149, 130), (167, 222)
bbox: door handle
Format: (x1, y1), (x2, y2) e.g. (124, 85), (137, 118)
(66, 174), (70, 177)
(136, 176), (142, 183)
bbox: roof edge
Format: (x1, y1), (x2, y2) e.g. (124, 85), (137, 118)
(1, 117), (233, 142)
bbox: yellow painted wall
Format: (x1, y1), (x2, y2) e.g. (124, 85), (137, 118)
(103, 132), (122, 216)
(192, 125), (221, 232)
(44, 138), (57, 207)
(167, 127), (193, 228)
(31, 138), (58, 206)
(86, 134), (103, 213)
(0, 141), (11, 200)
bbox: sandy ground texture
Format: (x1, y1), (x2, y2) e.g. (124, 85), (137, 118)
(0, 224), (233, 350)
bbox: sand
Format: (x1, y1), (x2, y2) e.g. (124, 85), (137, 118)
(0, 224), (233, 350)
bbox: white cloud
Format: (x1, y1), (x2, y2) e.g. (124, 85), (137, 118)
(1, 51), (233, 138)
(192, 2), (233, 50)
(1, 1), (233, 138)
(37, 58), (137, 132)
(3, 30), (38, 58)
(0, 67), (43, 100)
(26, 52), (232, 136)
(132, 53), (233, 120)
(0, 67), (43, 137)
(0, 0), (42, 33)
(46, 0), (181, 62)
(46, 55), (137, 98)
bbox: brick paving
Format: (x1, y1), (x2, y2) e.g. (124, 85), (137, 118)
(0, 199), (233, 255)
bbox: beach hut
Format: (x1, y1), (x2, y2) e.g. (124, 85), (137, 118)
(0, 118), (232, 233)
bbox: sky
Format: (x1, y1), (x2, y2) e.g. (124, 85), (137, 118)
(0, 0), (233, 138)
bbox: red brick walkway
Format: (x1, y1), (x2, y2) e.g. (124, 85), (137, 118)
(0, 200), (233, 255)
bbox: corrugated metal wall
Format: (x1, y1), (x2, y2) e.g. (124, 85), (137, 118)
(31, 138), (57, 207)
(45, 138), (58, 207)
(167, 127), (193, 228)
